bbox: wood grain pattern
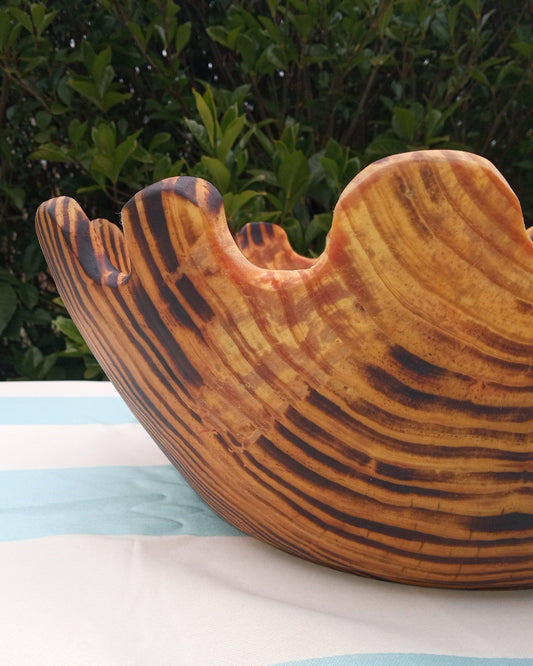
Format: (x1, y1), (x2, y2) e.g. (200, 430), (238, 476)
(36, 151), (533, 588)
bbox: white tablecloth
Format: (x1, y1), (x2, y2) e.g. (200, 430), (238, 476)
(1, 381), (532, 665)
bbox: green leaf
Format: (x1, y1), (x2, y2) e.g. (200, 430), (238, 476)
(68, 119), (88, 146)
(201, 156), (231, 192)
(511, 41), (533, 58)
(35, 110), (52, 130)
(469, 66), (490, 87)
(305, 212), (332, 246)
(277, 150), (310, 210)
(98, 64), (115, 98)
(206, 25), (230, 48)
(184, 118), (212, 153)
(261, 43), (286, 71)
(424, 108), (444, 140)
(217, 115), (246, 159)
(0, 10), (15, 47)
(109, 132), (141, 183)
(8, 7), (33, 33)
(252, 126), (276, 157)
(0, 268), (18, 286)
(321, 156), (340, 186)
(68, 77), (99, 105)
(53, 316), (88, 347)
(127, 21), (149, 51)
(392, 107), (416, 141)
(496, 61), (518, 87)
(91, 45), (113, 82)
(16, 346), (43, 378)
(1, 185), (25, 210)
(29, 143), (73, 163)
(281, 216), (304, 254)
(17, 282), (39, 309)
(149, 132), (172, 150)
(22, 243), (44, 279)
(31, 4), (57, 36)
(193, 88), (216, 149)
(92, 122), (116, 154)
(431, 12), (451, 43)
(0, 283), (17, 335)
(223, 190), (259, 217)
(246, 168), (279, 188)
(22, 307), (52, 325)
(377, 2), (393, 38)
(14, 346), (58, 380)
(153, 155), (184, 181)
(175, 22), (191, 55)
(90, 154), (115, 182)
(235, 33), (257, 71)
(101, 91), (132, 112)
(366, 134), (408, 156)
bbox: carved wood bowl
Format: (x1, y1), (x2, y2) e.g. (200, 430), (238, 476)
(36, 150), (533, 589)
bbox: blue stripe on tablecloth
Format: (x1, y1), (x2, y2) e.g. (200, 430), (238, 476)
(0, 396), (137, 425)
(274, 655), (533, 665)
(0, 464), (243, 540)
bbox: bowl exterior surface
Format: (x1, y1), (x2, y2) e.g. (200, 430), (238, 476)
(36, 151), (533, 588)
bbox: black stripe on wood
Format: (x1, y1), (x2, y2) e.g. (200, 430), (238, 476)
(390, 345), (451, 379)
(130, 183), (180, 273)
(250, 222), (265, 246)
(253, 435), (533, 557)
(176, 274), (215, 321)
(131, 282), (204, 389)
(366, 364), (533, 422)
(277, 418), (486, 500)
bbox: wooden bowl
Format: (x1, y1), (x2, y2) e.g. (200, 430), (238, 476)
(36, 150), (533, 589)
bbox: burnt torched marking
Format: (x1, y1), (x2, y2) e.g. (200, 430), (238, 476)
(128, 183), (181, 274)
(419, 163), (443, 204)
(251, 435), (533, 560)
(471, 325), (533, 358)
(250, 222), (266, 246)
(285, 405), (371, 467)
(37, 201), (204, 413)
(277, 417), (491, 500)
(366, 364), (533, 422)
(265, 222), (276, 238)
(37, 201), (94, 312)
(516, 299), (533, 315)
(204, 179), (223, 214)
(161, 281), (206, 339)
(235, 226), (249, 250)
(48, 198), (124, 286)
(104, 283), (191, 395)
(307, 388), (533, 459)
(172, 176), (222, 215)
(468, 511), (533, 533)
(130, 282), (204, 389)
(226, 430), (244, 448)
(276, 420), (363, 477)
(390, 345), (451, 379)
(125, 196), (208, 338)
(235, 221), (277, 251)
(175, 274), (215, 321)
(101, 220), (129, 273)
(173, 175), (199, 205)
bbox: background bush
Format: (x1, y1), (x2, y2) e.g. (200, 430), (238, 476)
(1, 0), (532, 380)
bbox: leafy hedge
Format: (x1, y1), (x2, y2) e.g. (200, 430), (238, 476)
(1, 0), (532, 380)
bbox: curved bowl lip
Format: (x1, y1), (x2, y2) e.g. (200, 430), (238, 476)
(38, 149), (527, 295)
(201, 149), (526, 291)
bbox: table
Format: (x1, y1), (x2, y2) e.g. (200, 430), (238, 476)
(1, 381), (532, 665)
